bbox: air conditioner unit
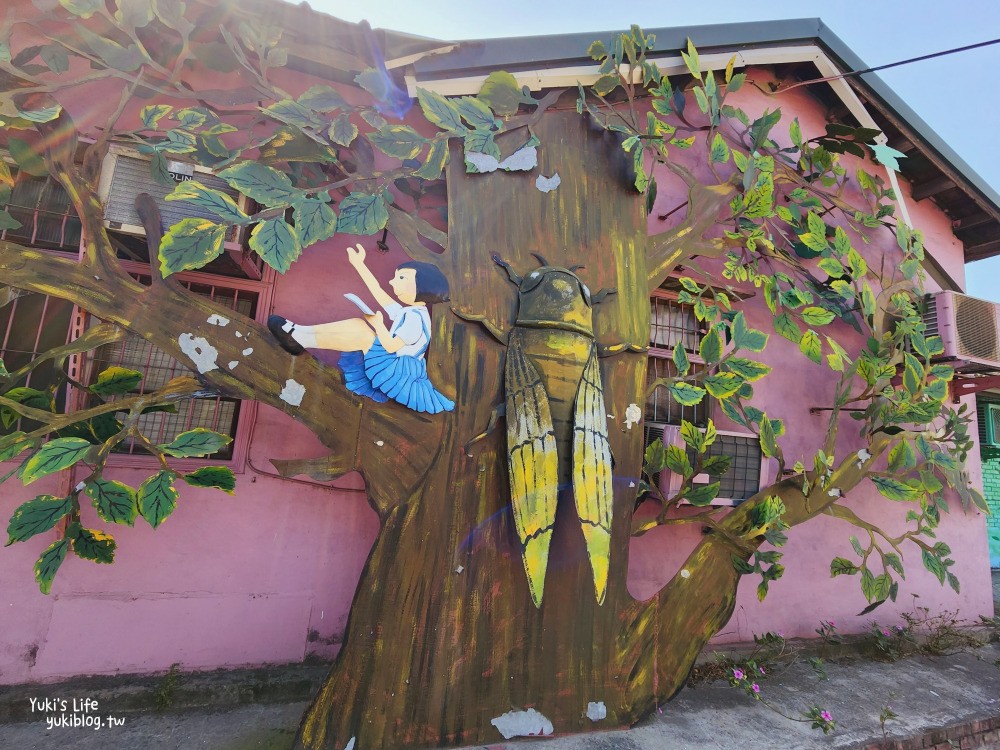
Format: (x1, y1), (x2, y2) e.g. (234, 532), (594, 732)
(98, 148), (247, 241)
(923, 291), (1000, 369)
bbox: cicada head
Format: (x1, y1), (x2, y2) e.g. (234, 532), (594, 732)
(515, 265), (594, 336)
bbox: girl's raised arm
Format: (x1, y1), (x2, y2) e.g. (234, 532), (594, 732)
(347, 244), (395, 310)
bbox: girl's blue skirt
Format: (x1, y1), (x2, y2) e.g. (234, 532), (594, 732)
(339, 341), (455, 414)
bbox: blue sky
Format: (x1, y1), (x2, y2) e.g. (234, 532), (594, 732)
(314, 0), (1000, 300)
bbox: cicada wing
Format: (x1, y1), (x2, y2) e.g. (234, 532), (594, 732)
(572, 344), (613, 605)
(505, 333), (558, 608)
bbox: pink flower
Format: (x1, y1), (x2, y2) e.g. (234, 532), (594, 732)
(820, 710), (833, 722)
(733, 669), (745, 680)
(882, 629), (891, 637)
(751, 683), (760, 693)
(759, 667), (766, 675)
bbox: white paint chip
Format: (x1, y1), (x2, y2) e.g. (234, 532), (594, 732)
(242, 347), (254, 356)
(279, 379), (306, 407)
(455, 565), (464, 574)
(178, 333), (219, 373)
(75, 481), (86, 492)
(207, 314), (229, 326)
(827, 488), (842, 498)
(375, 440), (385, 447)
(680, 569), (691, 579)
(465, 151), (499, 173)
(535, 173), (561, 192)
(586, 701), (607, 721)
(235, 331), (244, 338)
(491, 708), (553, 739)
(629, 481), (636, 488)
(857, 448), (872, 467)
(344, 738), (356, 750)
(228, 361), (239, 369)
(499, 145), (538, 172)
(624, 403), (642, 430)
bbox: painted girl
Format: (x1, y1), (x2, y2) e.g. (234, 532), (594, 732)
(268, 244), (455, 414)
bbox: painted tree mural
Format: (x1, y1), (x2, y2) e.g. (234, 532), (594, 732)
(0, 5), (987, 750)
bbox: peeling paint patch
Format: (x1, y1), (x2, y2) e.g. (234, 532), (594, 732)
(535, 173), (561, 192)
(242, 347), (254, 356)
(280, 379), (306, 407)
(586, 701), (607, 721)
(491, 708), (553, 739)
(178, 334), (219, 373)
(235, 331), (244, 338)
(857, 448), (871, 467)
(75, 481), (86, 492)
(629, 481), (636, 488)
(624, 403), (642, 430)
(455, 565), (464, 574)
(680, 569), (691, 579)
(465, 151), (499, 173)
(375, 440), (384, 447)
(228, 361), (239, 369)
(207, 314), (229, 327)
(344, 738), (356, 750)
(500, 145), (538, 172)
(827, 488), (841, 498)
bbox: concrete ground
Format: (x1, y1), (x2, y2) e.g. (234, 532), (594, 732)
(1, 572), (997, 750)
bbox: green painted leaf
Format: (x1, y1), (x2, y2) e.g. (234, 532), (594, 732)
(921, 548), (946, 584)
(417, 88), (466, 133)
(218, 162), (297, 207)
(0, 432), (34, 463)
(292, 199), (337, 248)
(89, 366), (143, 396)
(9, 138), (49, 177)
(354, 68), (394, 103)
(415, 139), (450, 180)
(668, 382), (706, 407)
(21, 438), (94, 485)
(336, 192), (388, 236)
(871, 474), (922, 501)
(699, 327), (723, 363)
(34, 538), (69, 595)
(140, 104), (172, 129)
(672, 343), (690, 377)
(887, 440), (916, 473)
(138, 470), (178, 529)
(680, 420), (706, 453)
(684, 481), (720, 507)
(477, 71), (524, 116)
(159, 129), (197, 154)
(165, 180), (250, 224)
(456, 96), (497, 129)
(298, 85), (347, 112)
(758, 412), (779, 458)
(1, 386), (52, 428)
(183, 466), (236, 494)
(368, 125), (427, 159)
(801, 307), (835, 327)
(261, 99), (322, 130)
(830, 557), (858, 577)
(850, 535), (865, 557)
(249, 219), (300, 274)
(0, 210), (21, 232)
(159, 218), (227, 276)
(884, 552), (905, 578)
(174, 107), (206, 129)
(158, 428), (233, 458)
(328, 114), (358, 147)
(773, 312), (802, 344)
(464, 129), (501, 159)
(115, 0), (155, 28)
(6, 495), (71, 545)
(39, 44), (69, 74)
(902, 351), (923, 396)
(643, 439), (667, 475)
(732, 312), (768, 352)
(726, 358), (771, 382)
(85, 479), (138, 526)
(71, 525), (115, 564)
(665, 444), (692, 476)
(703, 372), (742, 399)
(799, 329), (822, 364)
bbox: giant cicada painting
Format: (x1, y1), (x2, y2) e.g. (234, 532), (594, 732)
(461, 255), (617, 607)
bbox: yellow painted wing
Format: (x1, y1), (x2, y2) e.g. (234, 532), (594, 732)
(572, 344), (613, 605)
(505, 332), (559, 608)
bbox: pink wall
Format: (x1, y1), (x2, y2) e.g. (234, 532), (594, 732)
(0, 63), (993, 686)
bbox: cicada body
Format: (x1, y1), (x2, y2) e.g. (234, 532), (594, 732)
(504, 263), (613, 607)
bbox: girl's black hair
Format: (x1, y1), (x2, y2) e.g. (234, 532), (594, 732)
(398, 261), (449, 304)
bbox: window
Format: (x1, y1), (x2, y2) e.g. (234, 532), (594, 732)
(0, 151), (273, 470)
(644, 287), (768, 505)
(0, 169), (82, 254)
(985, 402), (1000, 447)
